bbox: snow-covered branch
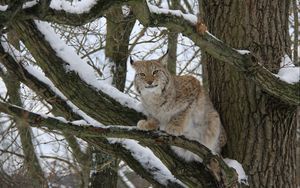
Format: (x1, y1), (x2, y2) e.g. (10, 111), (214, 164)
(0, 101), (240, 187)
(10, 19), (144, 125)
(0, 0), (117, 26)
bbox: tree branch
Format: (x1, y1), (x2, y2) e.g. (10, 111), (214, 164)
(0, 101), (239, 187)
(0, 0), (127, 26)
(0, 43), (82, 120)
(10, 20), (144, 125)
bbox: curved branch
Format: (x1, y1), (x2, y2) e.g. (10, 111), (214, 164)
(0, 101), (239, 188)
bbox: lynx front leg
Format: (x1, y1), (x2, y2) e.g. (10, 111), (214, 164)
(137, 117), (159, 131)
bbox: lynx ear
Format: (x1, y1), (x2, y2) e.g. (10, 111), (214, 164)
(158, 50), (169, 66)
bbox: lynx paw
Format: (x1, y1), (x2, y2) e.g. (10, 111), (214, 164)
(196, 20), (208, 34)
(166, 125), (184, 136)
(137, 119), (159, 131)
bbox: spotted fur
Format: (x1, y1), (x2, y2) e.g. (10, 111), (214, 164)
(132, 56), (226, 161)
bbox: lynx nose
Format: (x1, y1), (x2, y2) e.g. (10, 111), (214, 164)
(147, 80), (153, 85)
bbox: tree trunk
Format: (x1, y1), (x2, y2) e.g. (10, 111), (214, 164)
(105, 6), (135, 91)
(89, 153), (118, 188)
(292, 0), (299, 65)
(89, 6), (136, 188)
(202, 0), (297, 187)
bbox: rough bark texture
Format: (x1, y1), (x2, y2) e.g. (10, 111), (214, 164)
(292, 0), (299, 65)
(105, 6), (135, 91)
(202, 0), (297, 187)
(167, 30), (178, 75)
(167, 0), (180, 75)
(89, 154), (118, 188)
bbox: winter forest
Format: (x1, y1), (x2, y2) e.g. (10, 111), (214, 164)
(0, 0), (299, 188)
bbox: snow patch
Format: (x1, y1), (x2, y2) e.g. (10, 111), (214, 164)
(277, 55), (300, 84)
(277, 67), (300, 83)
(235, 49), (251, 55)
(224, 158), (248, 185)
(147, 2), (197, 24)
(50, 0), (97, 14)
(0, 5), (8, 11)
(23, 0), (38, 8)
(280, 54), (296, 67)
(71, 119), (89, 125)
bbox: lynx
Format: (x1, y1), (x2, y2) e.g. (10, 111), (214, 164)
(131, 54), (226, 161)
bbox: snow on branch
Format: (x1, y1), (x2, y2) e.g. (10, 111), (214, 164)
(0, 0), (114, 26)
(146, 1), (197, 24)
(11, 20), (143, 125)
(34, 20), (142, 113)
(0, 37), (101, 125)
(109, 138), (186, 187)
(50, 0), (97, 14)
(277, 55), (300, 84)
(0, 101), (240, 187)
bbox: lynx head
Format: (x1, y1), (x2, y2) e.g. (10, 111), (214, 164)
(131, 53), (171, 95)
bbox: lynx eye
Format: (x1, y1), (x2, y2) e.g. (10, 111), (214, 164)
(138, 73), (145, 77)
(153, 70), (159, 75)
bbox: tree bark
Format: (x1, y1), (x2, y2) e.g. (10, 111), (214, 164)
(202, 0), (297, 187)
(292, 0), (299, 65)
(90, 6), (136, 187)
(167, 0), (180, 75)
(105, 6), (135, 91)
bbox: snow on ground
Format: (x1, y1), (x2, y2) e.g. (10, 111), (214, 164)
(109, 138), (186, 187)
(277, 55), (300, 84)
(34, 20), (143, 113)
(50, 0), (97, 14)
(224, 158), (248, 185)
